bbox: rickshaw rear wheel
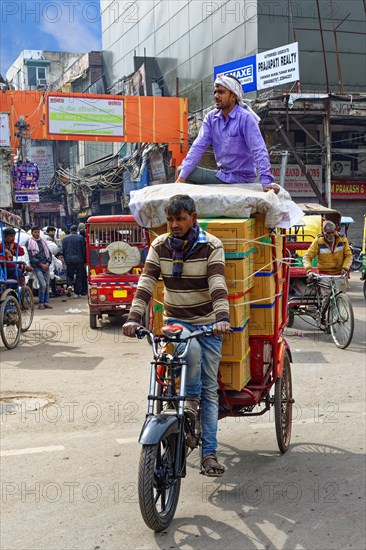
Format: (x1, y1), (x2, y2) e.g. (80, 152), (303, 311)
(89, 311), (98, 329)
(0, 295), (21, 349)
(363, 280), (366, 300)
(20, 285), (34, 332)
(274, 351), (292, 453)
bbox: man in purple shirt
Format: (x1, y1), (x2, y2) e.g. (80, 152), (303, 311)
(176, 75), (280, 194)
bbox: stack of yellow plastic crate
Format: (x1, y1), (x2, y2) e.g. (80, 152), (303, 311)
(198, 218), (256, 391)
(149, 216), (284, 391)
(249, 214), (284, 337)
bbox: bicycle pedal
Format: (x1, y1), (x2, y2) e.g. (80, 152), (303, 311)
(186, 433), (200, 449)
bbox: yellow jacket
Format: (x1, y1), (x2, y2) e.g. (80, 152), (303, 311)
(303, 233), (352, 275)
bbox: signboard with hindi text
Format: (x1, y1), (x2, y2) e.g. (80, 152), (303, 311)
(47, 95), (124, 137)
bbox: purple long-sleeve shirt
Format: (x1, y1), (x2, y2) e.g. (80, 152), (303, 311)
(180, 104), (274, 187)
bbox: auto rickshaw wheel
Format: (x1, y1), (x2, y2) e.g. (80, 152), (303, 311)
(274, 351), (293, 453)
(363, 280), (366, 300)
(89, 311), (98, 330)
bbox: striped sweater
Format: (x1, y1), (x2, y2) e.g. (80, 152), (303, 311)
(128, 229), (230, 326)
(303, 233), (352, 275)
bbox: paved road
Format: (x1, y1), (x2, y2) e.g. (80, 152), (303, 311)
(1, 273), (365, 550)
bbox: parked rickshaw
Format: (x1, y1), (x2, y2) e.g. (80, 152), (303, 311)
(0, 209), (34, 349)
(86, 215), (150, 329)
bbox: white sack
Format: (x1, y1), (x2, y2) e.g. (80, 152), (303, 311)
(129, 183), (303, 229)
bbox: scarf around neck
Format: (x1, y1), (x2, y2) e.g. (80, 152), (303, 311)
(167, 222), (200, 278)
(27, 236), (51, 259)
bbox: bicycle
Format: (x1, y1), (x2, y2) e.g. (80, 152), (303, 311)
(288, 274), (354, 349)
(136, 324), (214, 532)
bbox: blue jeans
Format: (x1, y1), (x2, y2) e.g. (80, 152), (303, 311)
(168, 319), (223, 458)
(35, 267), (50, 305)
(178, 166), (222, 185)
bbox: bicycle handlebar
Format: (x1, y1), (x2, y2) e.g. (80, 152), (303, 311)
(135, 325), (215, 360)
(309, 273), (347, 280)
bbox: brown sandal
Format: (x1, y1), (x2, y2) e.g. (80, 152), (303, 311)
(201, 455), (225, 477)
(184, 398), (200, 419)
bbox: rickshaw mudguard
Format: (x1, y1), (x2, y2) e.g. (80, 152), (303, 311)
(276, 340), (291, 378)
(139, 414), (180, 445)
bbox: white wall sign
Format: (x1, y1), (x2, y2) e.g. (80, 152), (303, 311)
(271, 164), (322, 197)
(0, 113), (11, 147)
(30, 145), (55, 188)
(0, 160), (13, 207)
(47, 95), (124, 137)
(100, 188), (117, 204)
(257, 42), (299, 90)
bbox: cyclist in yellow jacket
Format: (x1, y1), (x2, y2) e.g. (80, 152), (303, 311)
(303, 220), (352, 295)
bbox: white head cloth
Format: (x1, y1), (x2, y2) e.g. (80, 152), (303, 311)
(214, 75), (261, 123)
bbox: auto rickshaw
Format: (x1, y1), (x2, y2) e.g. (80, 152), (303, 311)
(86, 215), (150, 329)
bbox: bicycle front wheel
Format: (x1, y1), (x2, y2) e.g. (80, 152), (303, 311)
(138, 435), (181, 532)
(20, 285), (34, 332)
(327, 293), (354, 349)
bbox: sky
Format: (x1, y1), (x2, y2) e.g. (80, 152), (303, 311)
(0, 0), (102, 77)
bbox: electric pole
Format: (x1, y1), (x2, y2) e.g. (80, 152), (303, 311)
(14, 115), (31, 224)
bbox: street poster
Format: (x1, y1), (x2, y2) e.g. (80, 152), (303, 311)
(13, 161), (40, 203)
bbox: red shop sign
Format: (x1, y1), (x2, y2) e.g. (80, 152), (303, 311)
(331, 180), (366, 199)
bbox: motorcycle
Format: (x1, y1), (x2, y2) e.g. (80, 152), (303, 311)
(349, 243), (363, 271)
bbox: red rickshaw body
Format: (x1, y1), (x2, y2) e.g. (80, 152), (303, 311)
(86, 215), (149, 328)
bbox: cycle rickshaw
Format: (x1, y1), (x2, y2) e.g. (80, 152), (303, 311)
(285, 205), (354, 347)
(0, 208), (34, 349)
(134, 215), (293, 531)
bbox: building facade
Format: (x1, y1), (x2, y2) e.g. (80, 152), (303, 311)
(100, 0), (365, 239)
(6, 50), (83, 91)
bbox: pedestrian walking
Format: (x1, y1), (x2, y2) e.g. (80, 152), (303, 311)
(27, 226), (53, 309)
(62, 225), (86, 297)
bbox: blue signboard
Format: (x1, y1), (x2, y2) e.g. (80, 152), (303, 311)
(214, 55), (257, 93)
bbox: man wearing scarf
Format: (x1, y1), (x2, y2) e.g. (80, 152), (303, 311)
(123, 195), (230, 477)
(177, 74), (280, 193)
(27, 226), (53, 310)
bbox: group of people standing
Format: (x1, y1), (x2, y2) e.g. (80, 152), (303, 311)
(4, 223), (87, 310)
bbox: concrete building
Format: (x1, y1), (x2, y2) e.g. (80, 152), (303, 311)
(6, 50), (83, 91)
(100, 0), (365, 239)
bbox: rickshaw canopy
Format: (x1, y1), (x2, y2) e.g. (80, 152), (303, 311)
(0, 209), (22, 229)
